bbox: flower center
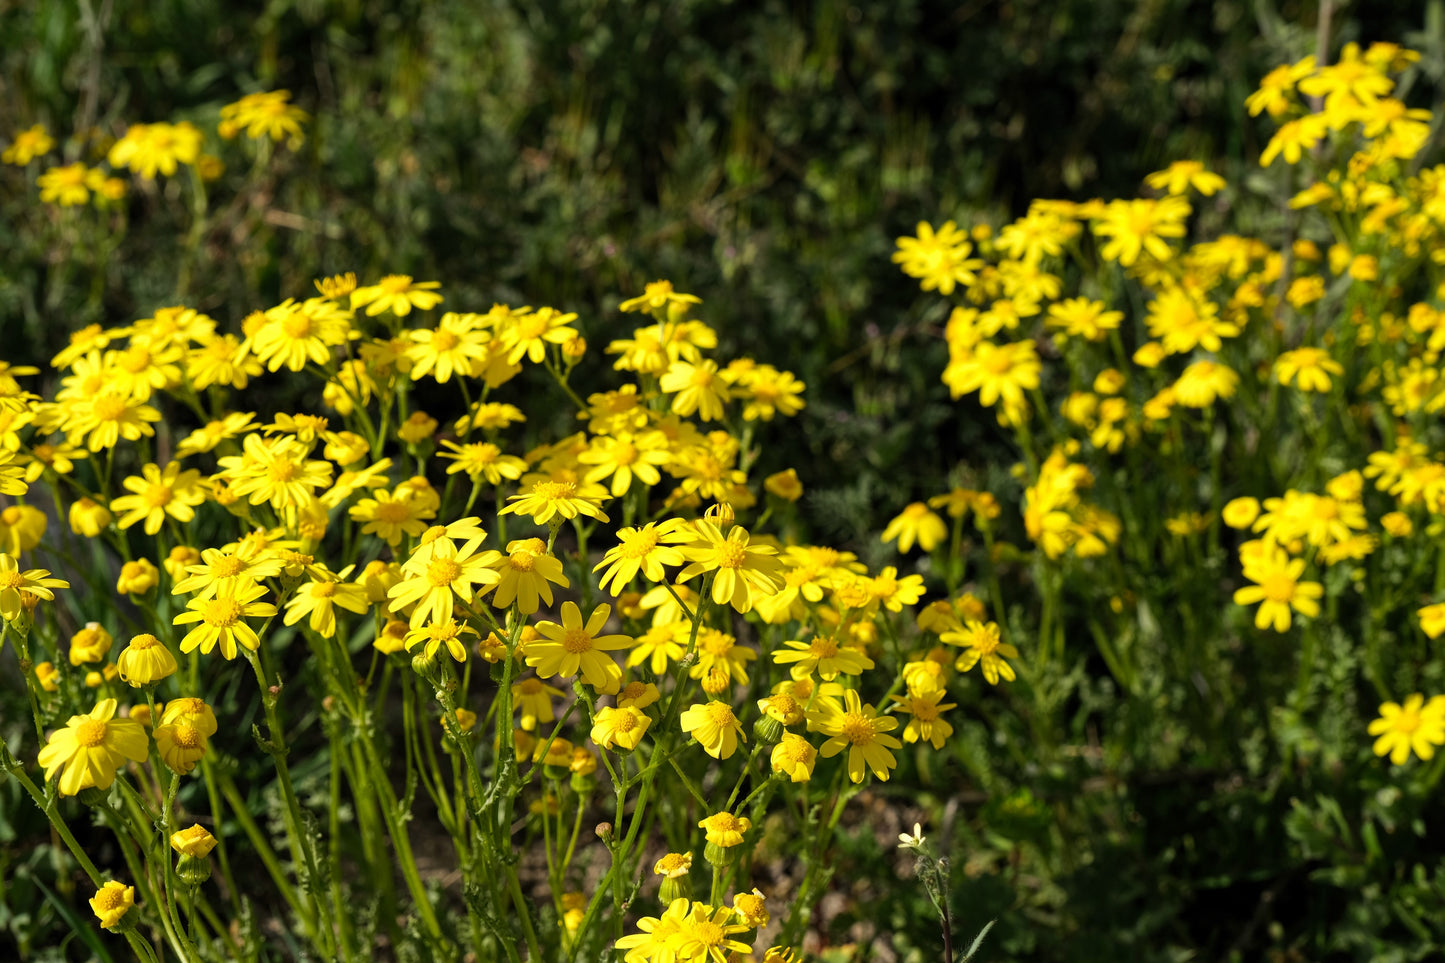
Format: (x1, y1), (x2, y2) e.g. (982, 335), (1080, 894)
(131, 634), (160, 650)
(202, 598), (245, 627)
(561, 628), (593, 654)
(704, 702), (737, 726)
(432, 329), (459, 351)
(840, 712), (876, 746)
(93, 886), (126, 910)
(613, 442), (638, 465)
(1261, 573), (1297, 604)
(693, 922), (724, 946)
(614, 712), (637, 732)
(533, 481), (574, 501)
(143, 484), (173, 508)
(379, 275), (414, 294)
(374, 500), (411, 523)
(281, 314), (313, 339)
(91, 395), (129, 422)
(211, 556), (245, 578)
(1395, 708), (1422, 734)
(620, 529), (659, 559)
(811, 636), (839, 659)
(911, 701), (939, 721)
(269, 459), (301, 482)
(171, 725), (202, 749)
(312, 582), (338, 598)
(516, 315), (549, 339)
(982, 351), (1014, 375)
(426, 558), (462, 587)
(76, 719), (109, 747)
(715, 540), (747, 569)
(701, 633), (733, 656)
(121, 347), (152, 374)
(508, 550), (536, 572)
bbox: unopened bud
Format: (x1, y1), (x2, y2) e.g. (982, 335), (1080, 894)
(176, 854), (212, 886)
(595, 822), (614, 843)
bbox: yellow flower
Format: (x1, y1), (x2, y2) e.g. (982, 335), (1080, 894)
(216, 433), (333, 513)
(619, 280), (702, 314)
(734, 365), (806, 421)
(942, 340), (1040, 424)
(116, 558), (160, 596)
(770, 732), (817, 782)
(349, 488), (436, 546)
(1418, 603), (1445, 639)
(117, 634), (179, 687)
(941, 620), (1018, 684)
(170, 824), (218, 857)
(67, 497), (112, 537)
(698, 811), (751, 848)
(1368, 694), (1445, 764)
(764, 468), (803, 501)
(1232, 548), (1322, 632)
(3, 124), (54, 164)
(403, 619), (478, 663)
(660, 359), (732, 421)
(772, 634), (873, 681)
(0, 553), (68, 620)
(37, 698), (148, 796)
(398, 411), (439, 445)
(807, 689), (902, 783)
(591, 705), (651, 751)
(219, 89), (309, 142)
(881, 502), (947, 553)
(1172, 360), (1239, 408)
(675, 901), (754, 960)
(389, 538), (499, 628)
(89, 880), (135, 929)
(1274, 347), (1343, 392)
(284, 574), (370, 638)
(501, 478), (610, 526)
(173, 583), (278, 659)
(511, 676), (564, 730)
(891, 689), (957, 749)
(37, 163), (98, 206)
(69, 391), (162, 452)
(593, 519), (688, 596)
(107, 121), (203, 178)
(654, 851), (693, 878)
(1046, 297), (1124, 341)
(526, 601), (632, 693)
(677, 520), (784, 614)
(67, 621), (113, 666)
(485, 538), (570, 614)
(733, 888), (769, 929)
(1221, 497), (1261, 530)
(350, 275), (443, 317)
(680, 701), (746, 759)
(438, 440), (527, 485)
(1145, 160), (1226, 196)
(891, 220), (984, 294)
(154, 720), (209, 774)
(1261, 113), (1329, 166)
(1091, 196), (1190, 266)
(110, 462), (207, 535)
(497, 306), (577, 364)
(577, 431), (672, 496)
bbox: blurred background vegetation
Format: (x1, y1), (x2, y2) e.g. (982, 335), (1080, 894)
(4, 0), (1445, 960)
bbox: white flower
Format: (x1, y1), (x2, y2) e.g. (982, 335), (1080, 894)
(898, 822), (926, 851)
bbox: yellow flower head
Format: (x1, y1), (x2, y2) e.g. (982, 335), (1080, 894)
(1368, 694), (1445, 764)
(37, 698), (149, 795)
(89, 880), (135, 929)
